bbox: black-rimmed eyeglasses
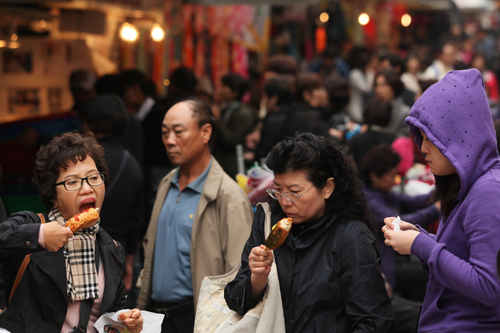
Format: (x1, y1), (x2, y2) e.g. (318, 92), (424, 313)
(266, 185), (314, 203)
(54, 172), (106, 191)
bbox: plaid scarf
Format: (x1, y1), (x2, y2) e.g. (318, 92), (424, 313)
(48, 207), (101, 302)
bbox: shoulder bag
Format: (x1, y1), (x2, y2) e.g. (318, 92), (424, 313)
(193, 202), (286, 333)
(0, 213), (46, 315)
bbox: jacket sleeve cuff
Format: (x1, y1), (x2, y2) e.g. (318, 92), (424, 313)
(411, 232), (436, 262)
(243, 275), (267, 310)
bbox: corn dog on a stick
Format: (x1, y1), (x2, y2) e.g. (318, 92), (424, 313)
(264, 217), (292, 250)
(65, 207), (100, 232)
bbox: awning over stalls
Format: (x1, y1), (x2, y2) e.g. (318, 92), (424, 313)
(395, 0), (494, 11)
(185, 0), (321, 4)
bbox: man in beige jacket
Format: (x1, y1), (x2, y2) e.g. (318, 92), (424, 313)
(136, 98), (253, 333)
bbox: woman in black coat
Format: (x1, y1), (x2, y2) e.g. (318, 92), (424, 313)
(0, 132), (143, 333)
(225, 133), (394, 332)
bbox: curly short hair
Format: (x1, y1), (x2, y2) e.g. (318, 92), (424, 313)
(265, 132), (374, 233)
(33, 132), (108, 209)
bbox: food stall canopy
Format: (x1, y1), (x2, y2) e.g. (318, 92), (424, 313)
(401, 0), (494, 11)
(185, 0), (321, 4)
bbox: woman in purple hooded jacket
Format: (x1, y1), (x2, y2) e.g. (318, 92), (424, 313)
(383, 68), (500, 332)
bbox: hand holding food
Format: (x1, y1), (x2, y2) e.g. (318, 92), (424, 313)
(264, 217), (292, 250)
(65, 207), (100, 232)
(44, 222), (74, 252)
(249, 245), (274, 298)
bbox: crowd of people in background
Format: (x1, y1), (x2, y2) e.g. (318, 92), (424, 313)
(3, 22), (500, 333)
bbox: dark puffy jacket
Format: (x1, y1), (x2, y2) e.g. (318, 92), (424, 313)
(0, 211), (127, 333)
(225, 206), (394, 333)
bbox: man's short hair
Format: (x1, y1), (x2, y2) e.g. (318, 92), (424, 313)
(119, 69), (157, 98)
(263, 75), (293, 107)
(94, 74), (126, 98)
(80, 94), (129, 137)
(324, 76), (350, 112)
(363, 97), (392, 127)
(267, 54), (298, 76)
(69, 69), (97, 92)
(221, 73), (249, 101)
(170, 66), (197, 94)
(183, 98), (216, 146)
(295, 72), (322, 100)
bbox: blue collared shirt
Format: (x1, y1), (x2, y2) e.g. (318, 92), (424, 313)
(152, 159), (212, 303)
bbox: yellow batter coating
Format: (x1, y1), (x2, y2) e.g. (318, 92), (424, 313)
(265, 217), (292, 250)
(65, 207), (100, 232)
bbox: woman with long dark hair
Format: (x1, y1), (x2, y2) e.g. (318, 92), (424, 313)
(383, 69), (500, 332)
(225, 132), (394, 332)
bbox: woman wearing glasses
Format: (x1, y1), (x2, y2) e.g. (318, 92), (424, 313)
(0, 132), (143, 333)
(225, 132), (394, 332)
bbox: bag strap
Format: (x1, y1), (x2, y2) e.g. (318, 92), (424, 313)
(105, 150), (130, 196)
(8, 213), (46, 304)
(76, 240), (100, 332)
(256, 202), (272, 240)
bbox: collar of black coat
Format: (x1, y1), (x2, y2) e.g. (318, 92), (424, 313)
(276, 209), (339, 250)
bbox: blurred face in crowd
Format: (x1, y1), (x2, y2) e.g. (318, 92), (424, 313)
(419, 129), (456, 176)
(406, 57), (420, 75)
(52, 157), (105, 222)
(375, 75), (395, 101)
(71, 88), (95, 109)
(304, 87), (328, 108)
(441, 44), (457, 67)
(263, 93), (279, 113)
(219, 84), (238, 103)
(472, 55), (486, 72)
(371, 167), (398, 193)
(380, 59), (392, 72)
(162, 102), (212, 167)
(123, 83), (146, 110)
(272, 169), (334, 224)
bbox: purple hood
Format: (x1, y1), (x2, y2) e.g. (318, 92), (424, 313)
(406, 69), (500, 332)
(406, 68), (500, 200)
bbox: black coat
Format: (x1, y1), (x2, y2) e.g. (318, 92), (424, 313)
(225, 207), (394, 333)
(99, 137), (144, 255)
(0, 212), (127, 333)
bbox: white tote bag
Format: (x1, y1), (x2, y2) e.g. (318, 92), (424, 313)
(194, 202), (286, 333)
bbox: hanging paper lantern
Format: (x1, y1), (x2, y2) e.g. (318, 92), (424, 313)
(315, 26), (327, 54)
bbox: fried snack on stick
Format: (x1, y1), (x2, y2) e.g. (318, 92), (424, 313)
(264, 217), (292, 250)
(65, 208), (100, 232)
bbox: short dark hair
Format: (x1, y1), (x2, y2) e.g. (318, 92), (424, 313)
(265, 132), (373, 232)
(363, 97), (392, 127)
(263, 75), (293, 107)
(359, 144), (401, 185)
(349, 46), (372, 70)
(380, 54), (405, 73)
(374, 69), (405, 97)
(295, 72), (322, 100)
(80, 94), (129, 137)
(94, 74), (126, 98)
(324, 76), (350, 113)
(267, 54), (298, 75)
(419, 79), (438, 94)
(170, 66), (197, 94)
(183, 98), (216, 145)
(221, 73), (249, 101)
(33, 132), (108, 210)
(119, 69), (157, 99)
